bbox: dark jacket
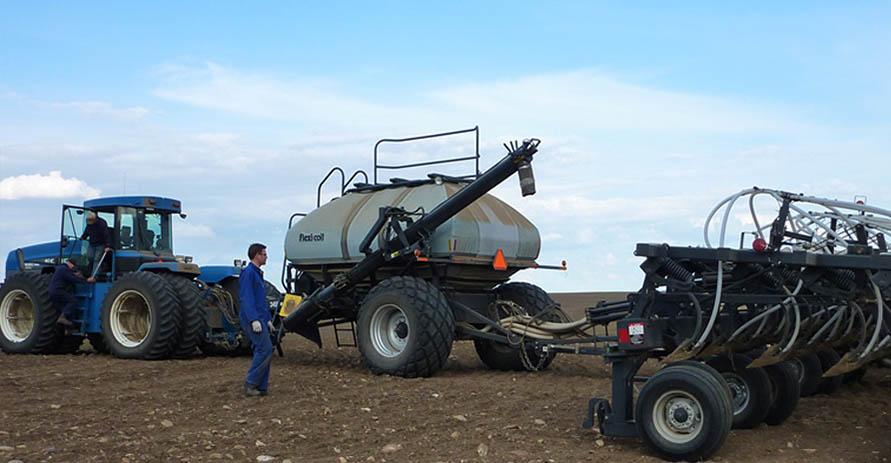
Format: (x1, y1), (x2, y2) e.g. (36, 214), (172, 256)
(49, 264), (88, 296)
(238, 263), (270, 327)
(80, 217), (111, 247)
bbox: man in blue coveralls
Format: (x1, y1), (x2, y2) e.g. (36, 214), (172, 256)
(239, 242), (273, 397)
(50, 258), (96, 326)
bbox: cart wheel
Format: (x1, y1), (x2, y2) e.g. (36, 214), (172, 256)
(357, 276), (454, 378)
(706, 353), (773, 429)
(474, 282), (559, 371)
(763, 361), (800, 425)
(636, 364), (731, 462)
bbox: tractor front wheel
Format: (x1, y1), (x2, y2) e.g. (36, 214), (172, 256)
(101, 272), (182, 359)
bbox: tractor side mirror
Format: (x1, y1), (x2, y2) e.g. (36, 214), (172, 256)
(179, 213), (187, 219)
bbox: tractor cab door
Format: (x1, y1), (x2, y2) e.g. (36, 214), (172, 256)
(60, 206), (116, 275)
(59, 205), (89, 272)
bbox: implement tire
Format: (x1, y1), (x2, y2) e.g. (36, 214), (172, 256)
(357, 276), (454, 378)
(816, 349), (844, 394)
(763, 361), (800, 425)
(793, 353), (824, 397)
(160, 274), (204, 358)
(474, 282), (559, 372)
(636, 364), (732, 462)
(0, 273), (59, 354)
(101, 272), (182, 360)
(706, 353), (773, 429)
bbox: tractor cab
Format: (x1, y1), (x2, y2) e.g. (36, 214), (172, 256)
(60, 196), (185, 278)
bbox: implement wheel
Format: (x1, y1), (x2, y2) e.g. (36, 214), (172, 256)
(101, 272), (182, 359)
(0, 273), (58, 354)
(816, 349), (844, 394)
(636, 364), (731, 461)
(763, 361), (800, 425)
(474, 282), (558, 372)
(357, 276), (454, 378)
(792, 353), (824, 397)
(706, 353), (773, 429)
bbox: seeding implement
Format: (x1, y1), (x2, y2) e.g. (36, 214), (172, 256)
(277, 130), (890, 461)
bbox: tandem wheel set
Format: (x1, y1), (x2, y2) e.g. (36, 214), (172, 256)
(3, 127), (889, 461)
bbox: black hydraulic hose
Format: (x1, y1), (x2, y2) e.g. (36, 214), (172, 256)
(283, 138), (541, 343)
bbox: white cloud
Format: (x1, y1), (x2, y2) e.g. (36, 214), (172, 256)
(176, 222), (215, 238)
(0, 171), (100, 200)
(44, 101), (150, 120)
(154, 62), (429, 126)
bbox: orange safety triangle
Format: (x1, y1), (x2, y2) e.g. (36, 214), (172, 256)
(493, 249), (508, 271)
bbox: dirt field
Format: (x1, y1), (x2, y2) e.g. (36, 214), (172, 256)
(1, 293), (889, 463)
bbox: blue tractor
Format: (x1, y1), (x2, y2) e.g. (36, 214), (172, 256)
(0, 196), (279, 359)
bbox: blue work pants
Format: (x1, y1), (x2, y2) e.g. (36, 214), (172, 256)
(243, 323), (273, 391)
(51, 293), (78, 320)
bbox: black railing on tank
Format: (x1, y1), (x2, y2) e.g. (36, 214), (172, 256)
(373, 126), (480, 184)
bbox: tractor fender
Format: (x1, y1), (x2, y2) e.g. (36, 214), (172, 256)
(198, 265), (242, 285)
(137, 262), (201, 276)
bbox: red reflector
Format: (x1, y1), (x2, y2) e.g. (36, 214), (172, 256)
(752, 238), (768, 252)
(619, 327), (630, 344)
(172, 201), (181, 208)
(493, 249), (507, 271)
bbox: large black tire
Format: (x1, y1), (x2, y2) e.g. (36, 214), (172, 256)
(763, 361), (801, 425)
(101, 272), (182, 360)
(636, 364), (732, 462)
(473, 282), (559, 372)
(815, 349), (844, 394)
(666, 360), (734, 415)
(706, 353), (773, 429)
(160, 274), (204, 358)
(357, 276), (454, 378)
(792, 353), (824, 397)
(0, 273), (59, 354)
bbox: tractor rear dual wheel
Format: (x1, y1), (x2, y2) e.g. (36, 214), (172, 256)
(160, 273), (204, 358)
(101, 272), (182, 360)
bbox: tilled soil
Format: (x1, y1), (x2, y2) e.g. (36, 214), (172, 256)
(1, 292), (890, 463)
(2, 336), (890, 463)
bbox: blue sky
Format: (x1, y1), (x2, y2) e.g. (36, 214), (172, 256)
(1, 2), (889, 291)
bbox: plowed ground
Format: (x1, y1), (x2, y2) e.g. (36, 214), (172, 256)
(1, 293), (889, 463)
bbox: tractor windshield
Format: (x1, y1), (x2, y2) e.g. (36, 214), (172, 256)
(118, 207), (173, 253)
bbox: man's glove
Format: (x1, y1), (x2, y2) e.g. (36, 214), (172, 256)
(267, 320), (275, 332)
(251, 320), (262, 333)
